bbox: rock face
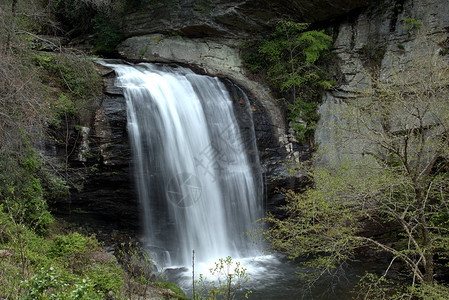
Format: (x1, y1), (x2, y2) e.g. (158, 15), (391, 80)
(49, 65), (139, 231)
(118, 35), (285, 139)
(315, 0), (449, 166)
(122, 0), (374, 39)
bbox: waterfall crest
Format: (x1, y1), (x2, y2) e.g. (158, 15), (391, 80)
(101, 61), (263, 266)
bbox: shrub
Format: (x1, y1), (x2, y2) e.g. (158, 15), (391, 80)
(0, 148), (54, 235)
(87, 264), (124, 296)
(20, 266), (104, 299)
(48, 232), (96, 259)
(242, 21), (334, 144)
(91, 12), (123, 54)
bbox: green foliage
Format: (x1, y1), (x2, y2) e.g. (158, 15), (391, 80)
(91, 12), (124, 54)
(48, 232), (93, 258)
(240, 40), (266, 73)
(20, 266), (103, 299)
(32, 52), (101, 100)
(20, 266), (67, 299)
(156, 281), (187, 298)
(265, 50), (449, 295)
(243, 21), (333, 144)
(354, 273), (449, 299)
(0, 212), (126, 298)
(32, 51), (102, 126)
(194, 256), (251, 299)
(0, 147), (54, 234)
(353, 273), (405, 299)
(48, 232), (101, 274)
(87, 264), (124, 296)
(402, 17), (422, 32)
(42, 172), (70, 201)
(0, 2), (130, 298)
(264, 161), (376, 278)
(194, 0), (215, 15)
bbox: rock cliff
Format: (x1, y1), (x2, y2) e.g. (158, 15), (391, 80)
(315, 0), (449, 165)
(122, 0), (373, 39)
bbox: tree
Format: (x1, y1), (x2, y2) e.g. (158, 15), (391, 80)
(264, 41), (449, 298)
(243, 20), (333, 144)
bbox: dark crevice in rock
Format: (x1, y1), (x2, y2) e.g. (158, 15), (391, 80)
(390, 0), (406, 32)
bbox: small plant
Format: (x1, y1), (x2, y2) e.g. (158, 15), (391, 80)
(194, 0), (215, 15)
(87, 264), (124, 296)
(1, 147), (54, 235)
(117, 242), (158, 298)
(20, 266), (104, 299)
(402, 17), (421, 33)
(90, 163), (100, 173)
(439, 38), (449, 56)
(359, 44), (386, 69)
(193, 254), (251, 299)
(240, 40), (266, 74)
(20, 266), (67, 299)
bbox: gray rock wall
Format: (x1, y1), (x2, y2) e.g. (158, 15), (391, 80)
(121, 0), (374, 39)
(49, 65), (139, 230)
(315, 0), (449, 166)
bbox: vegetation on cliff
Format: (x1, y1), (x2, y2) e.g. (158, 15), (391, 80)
(242, 20), (334, 145)
(264, 40), (449, 298)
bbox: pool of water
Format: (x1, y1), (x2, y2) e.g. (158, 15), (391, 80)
(163, 253), (388, 299)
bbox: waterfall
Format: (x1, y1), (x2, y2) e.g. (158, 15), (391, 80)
(101, 61), (263, 266)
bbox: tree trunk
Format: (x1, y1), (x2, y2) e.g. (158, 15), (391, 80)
(416, 187), (434, 284)
(6, 0), (18, 49)
(12, 0), (18, 16)
(424, 253), (434, 284)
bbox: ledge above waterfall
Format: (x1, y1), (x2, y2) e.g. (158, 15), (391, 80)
(118, 34), (285, 139)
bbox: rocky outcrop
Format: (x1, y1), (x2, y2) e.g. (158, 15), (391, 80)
(117, 0), (378, 149)
(122, 0), (375, 39)
(118, 34), (286, 141)
(315, 0), (449, 166)
(49, 65), (139, 231)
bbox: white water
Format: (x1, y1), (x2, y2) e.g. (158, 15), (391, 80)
(100, 61), (263, 267)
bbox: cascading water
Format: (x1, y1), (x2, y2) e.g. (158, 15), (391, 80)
(97, 61), (371, 299)
(100, 61), (263, 267)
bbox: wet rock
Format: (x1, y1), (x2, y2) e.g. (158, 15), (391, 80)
(48, 65), (138, 231)
(118, 34), (286, 140)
